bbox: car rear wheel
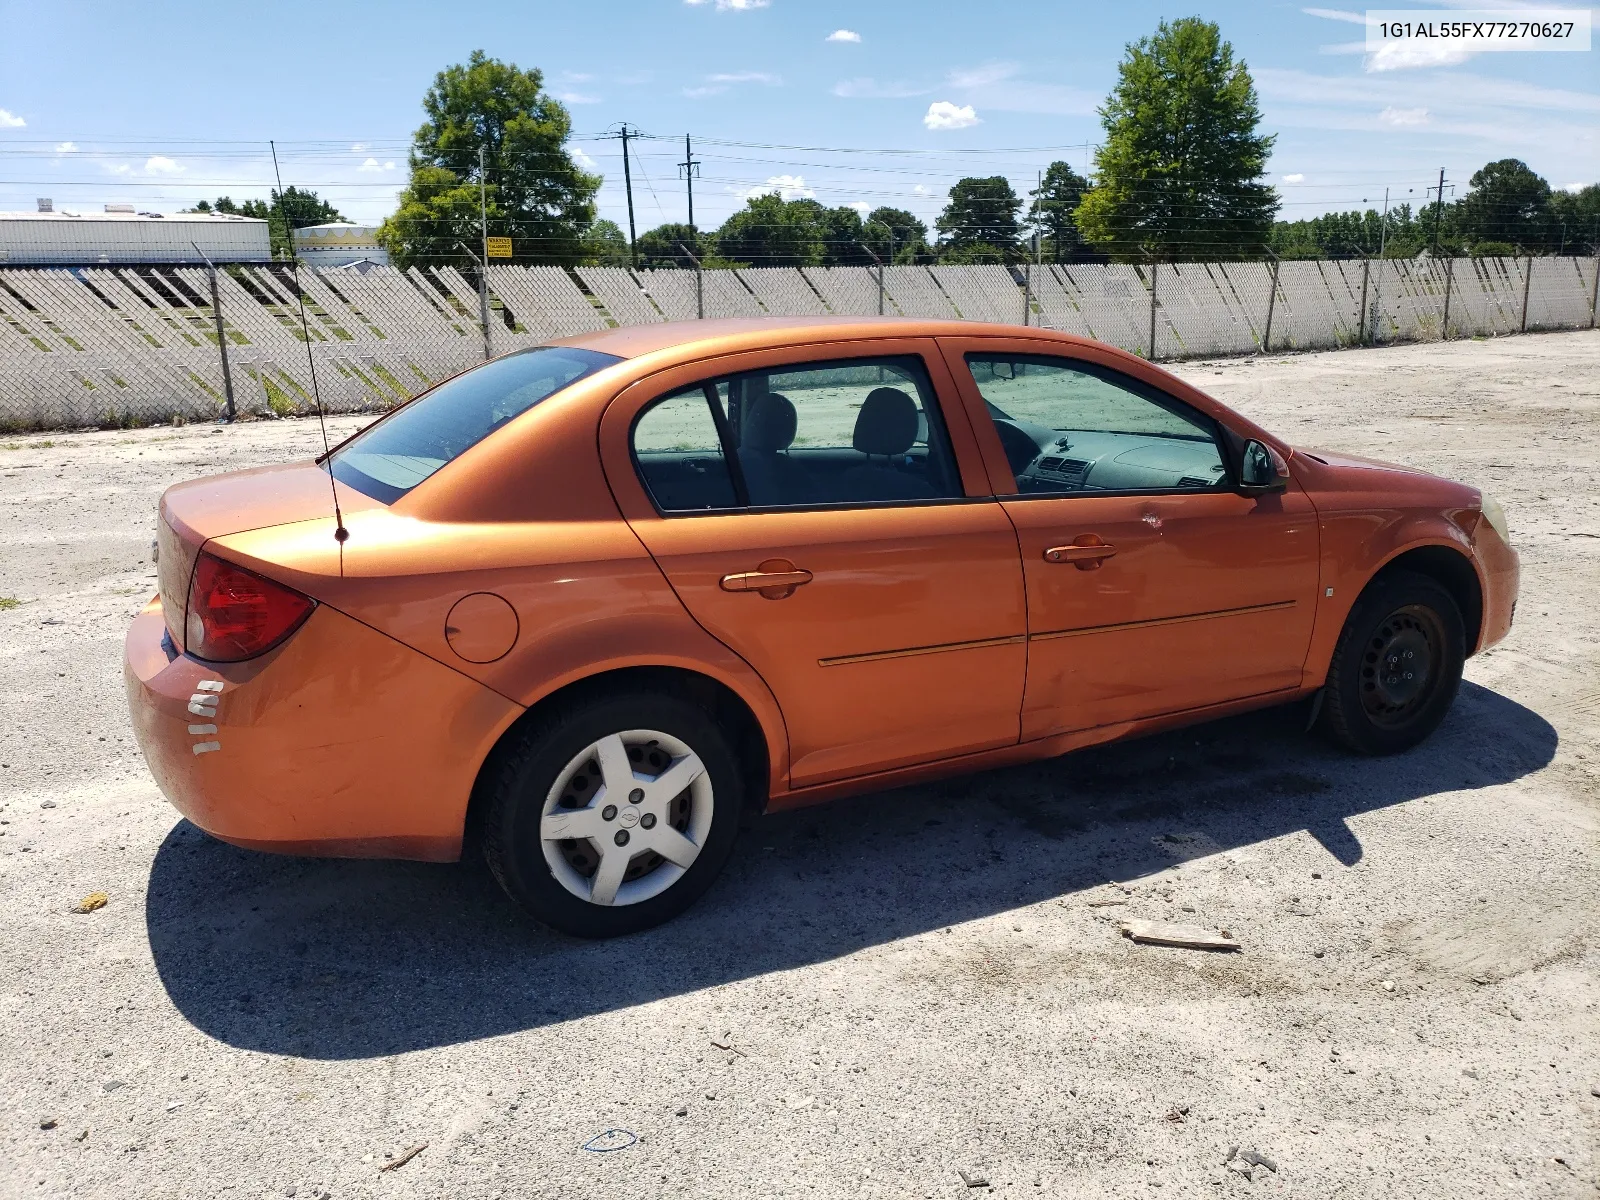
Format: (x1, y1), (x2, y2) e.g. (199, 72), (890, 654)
(1320, 570), (1465, 756)
(479, 691), (743, 937)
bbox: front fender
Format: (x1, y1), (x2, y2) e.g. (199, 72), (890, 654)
(1302, 509), (1486, 688)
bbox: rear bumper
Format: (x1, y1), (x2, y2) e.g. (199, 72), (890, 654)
(124, 597), (523, 862)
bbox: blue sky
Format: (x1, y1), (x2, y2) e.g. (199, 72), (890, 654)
(1, 0), (1595, 234)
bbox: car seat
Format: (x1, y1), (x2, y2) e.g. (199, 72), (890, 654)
(738, 392), (812, 506)
(836, 387), (937, 501)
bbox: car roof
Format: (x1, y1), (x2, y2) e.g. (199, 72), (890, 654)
(556, 316), (1096, 362)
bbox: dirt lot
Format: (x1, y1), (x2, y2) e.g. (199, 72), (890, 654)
(1, 330), (1597, 1199)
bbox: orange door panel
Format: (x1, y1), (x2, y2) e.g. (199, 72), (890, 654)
(599, 338), (1025, 789)
(1003, 490), (1319, 738)
(629, 503), (1026, 787)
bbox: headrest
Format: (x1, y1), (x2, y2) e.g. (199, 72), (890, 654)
(852, 387), (919, 457)
(742, 392), (797, 453)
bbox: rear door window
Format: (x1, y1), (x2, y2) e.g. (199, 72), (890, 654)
(330, 346), (620, 503)
(629, 356), (962, 512)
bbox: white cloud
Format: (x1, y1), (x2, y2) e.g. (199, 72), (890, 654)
(924, 101), (980, 130)
(833, 77), (932, 99)
(1378, 106), (1431, 126)
(826, 29), (861, 43)
(557, 90), (600, 104)
(0, 109), (25, 128)
(845, 200), (872, 214)
(684, 0), (769, 9)
(351, 142), (368, 152)
(358, 157), (384, 172)
(949, 61), (1019, 89)
(144, 155), (183, 175)
(743, 174), (815, 201)
(562, 72), (596, 83)
(945, 60), (1098, 116)
(55, 141), (77, 154)
(709, 71), (779, 84)
(1282, 173), (1305, 183)
(683, 85), (727, 98)
(1565, 181), (1593, 193)
(913, 184), (931, 196)
(384, 161), (395, 171)
(1367, 42), (1475, 71)
(1302, 6), (1365, 23)
(573, 147), (598, 170)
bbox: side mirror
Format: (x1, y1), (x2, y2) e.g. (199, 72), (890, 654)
(1239, 439), (1290, 495)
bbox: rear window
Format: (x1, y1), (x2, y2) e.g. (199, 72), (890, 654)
(329, 346), (621, 503)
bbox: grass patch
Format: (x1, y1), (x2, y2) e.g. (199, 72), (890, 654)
(0, 596), (20, 610)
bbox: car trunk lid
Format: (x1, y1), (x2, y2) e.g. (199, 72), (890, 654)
(156, 461), (380, 644)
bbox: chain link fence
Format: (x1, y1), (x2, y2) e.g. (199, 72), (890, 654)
(0, 255), (1595, 430)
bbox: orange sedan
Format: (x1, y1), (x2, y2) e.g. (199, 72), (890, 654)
(125, 318), (1518, 937)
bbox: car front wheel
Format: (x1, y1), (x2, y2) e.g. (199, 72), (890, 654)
(480, 691), (744, 937)
(1320, 570), (1466, 756)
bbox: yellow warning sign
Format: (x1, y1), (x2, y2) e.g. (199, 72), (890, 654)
(485, 237), (513, 259)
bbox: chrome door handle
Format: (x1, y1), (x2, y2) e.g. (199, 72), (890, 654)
(1044, 538), (1116, 570)
(720, 562), (814, 599)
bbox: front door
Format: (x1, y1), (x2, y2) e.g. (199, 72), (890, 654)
(604, 344), (1028, 788)
(941, 341), (1320, 740)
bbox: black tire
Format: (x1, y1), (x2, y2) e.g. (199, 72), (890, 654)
(479, 691), (744, 937)
(1320, 569), (1465, 756)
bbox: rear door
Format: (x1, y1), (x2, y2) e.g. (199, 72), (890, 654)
(601, 340), (1028, 789)
(939, 337), (1320, 740)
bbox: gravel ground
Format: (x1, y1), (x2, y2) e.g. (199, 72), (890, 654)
(2, 330), (1597, 1199)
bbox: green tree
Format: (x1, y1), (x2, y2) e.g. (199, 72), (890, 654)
(862, 207), (930, 263)
(814, 204), (877, 266)
(186, 188), (344, 257)
(381, 50), (600, 269)
(937, 177), (1022, 257)
(1028, 161), (1090, 262)
(582, 219), (630, 266)
(637, 222), (704, 269)
(1454, 159), (1554, 251)
(1551, 184), (1600, 254)
(1075, 17), (1277, 260)
(714, 194), (825, 266)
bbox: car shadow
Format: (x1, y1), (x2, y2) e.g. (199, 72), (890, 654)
(144, 681), (1556, 1060)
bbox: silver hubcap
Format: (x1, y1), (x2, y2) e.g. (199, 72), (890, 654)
(539, 729), (713, 907)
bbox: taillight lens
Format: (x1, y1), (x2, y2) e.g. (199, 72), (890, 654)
(185, 551), (315, 662)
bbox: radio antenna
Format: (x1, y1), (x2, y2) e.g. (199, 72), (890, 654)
(269, 139), (347, 545)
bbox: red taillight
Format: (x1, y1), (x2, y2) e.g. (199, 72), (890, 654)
(185, 551), (315, 662)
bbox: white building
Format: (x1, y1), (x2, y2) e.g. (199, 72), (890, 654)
(292, 222), (388, 267)
(0, 202), (270, 264)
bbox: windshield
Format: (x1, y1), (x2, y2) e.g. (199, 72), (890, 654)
(329, 346), (621, 503)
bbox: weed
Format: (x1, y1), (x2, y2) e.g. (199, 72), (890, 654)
(0, 596), (20, 611)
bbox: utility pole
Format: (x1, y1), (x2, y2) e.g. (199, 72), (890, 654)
(678, 134), (700, 247)
(621, 124), (638, 270)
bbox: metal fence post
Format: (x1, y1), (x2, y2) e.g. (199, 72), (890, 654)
(1519, 255), (1534, 333)
(678, 244), (704, 318)
(1357, 257), (1370, 346)
(206, 264), (236, 422)
(1440, 257), (1454, 340)
(1147, 260), (1159, 359)
(1590, 253), (1600, 329)
(1261, 258), (1280, 354)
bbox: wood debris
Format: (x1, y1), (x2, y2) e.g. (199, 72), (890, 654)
(379, 1143), (426, 1172)
(1119, 918), (1240, 951)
